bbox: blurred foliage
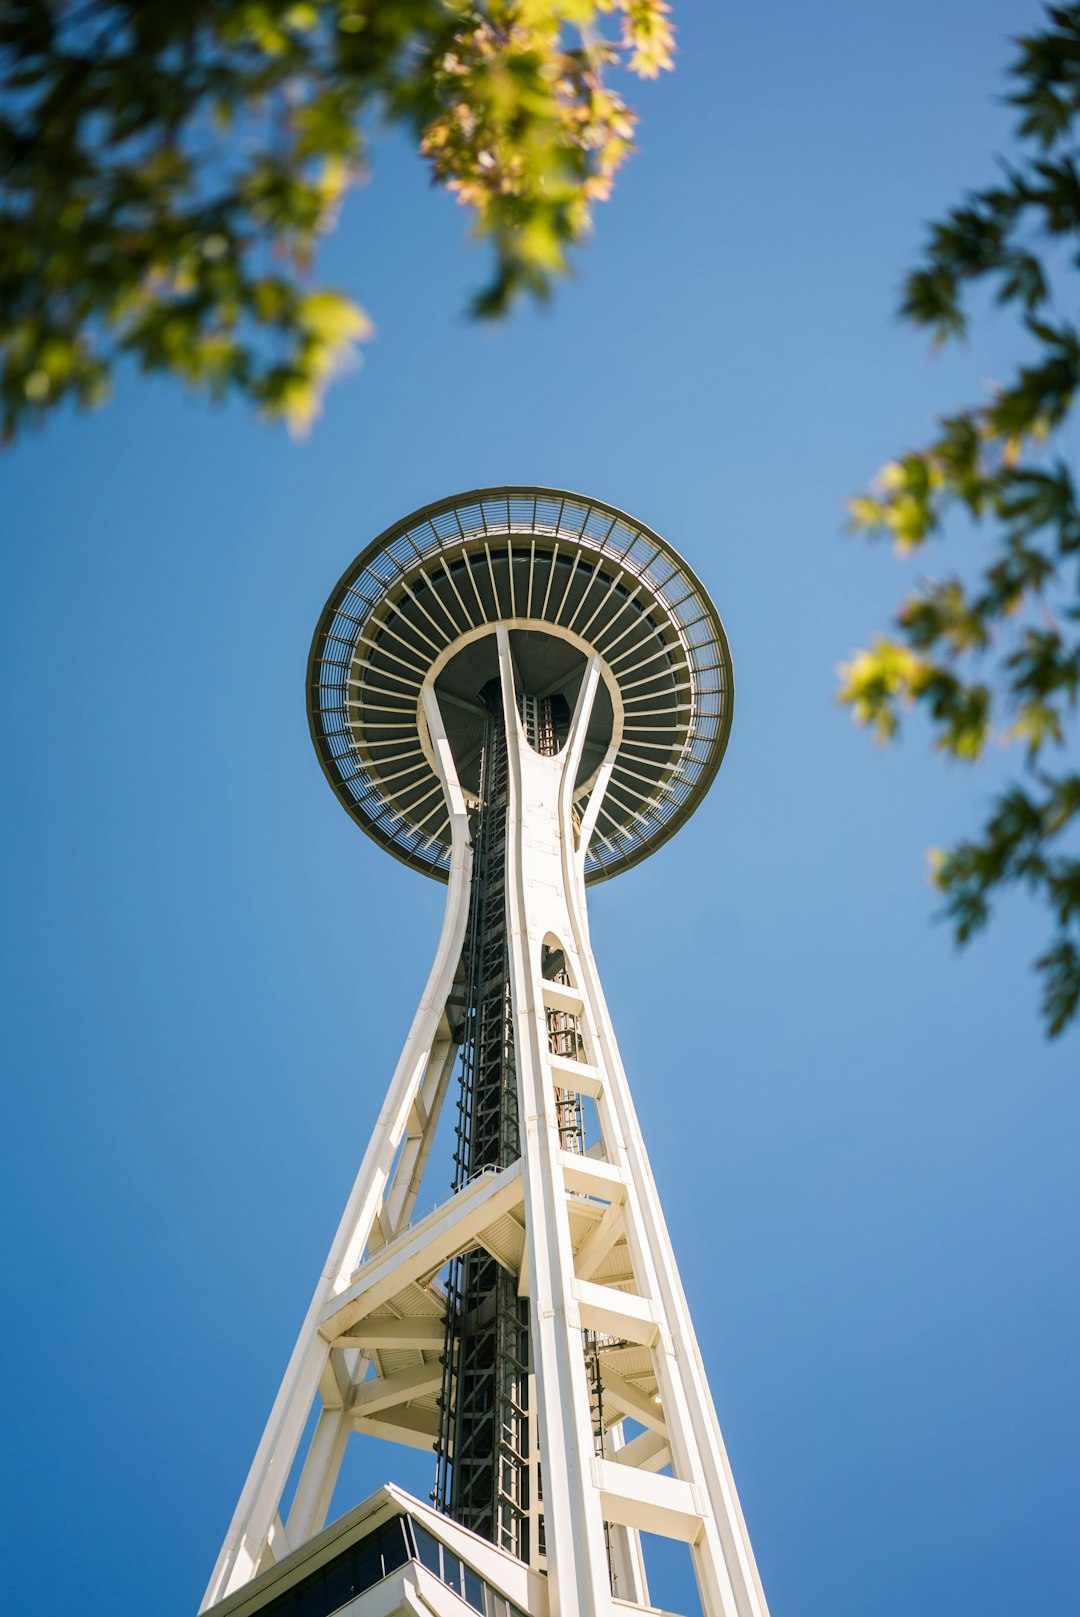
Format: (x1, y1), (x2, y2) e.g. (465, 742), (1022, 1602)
(840, 3), (1080, 1036)
(0, 0), (673, 438)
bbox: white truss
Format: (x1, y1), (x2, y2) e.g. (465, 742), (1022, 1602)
(203, 627), (769, 1617)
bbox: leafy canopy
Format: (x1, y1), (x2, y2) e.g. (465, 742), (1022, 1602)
(0, 0), (673, 438)
(840, 3), (1080, 1036)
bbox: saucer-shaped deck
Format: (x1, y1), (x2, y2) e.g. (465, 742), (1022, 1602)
(307, 487), (733, 883)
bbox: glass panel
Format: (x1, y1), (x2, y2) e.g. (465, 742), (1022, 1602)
(297, 1574), (327, 1617)
(412, 1521), (443, 1577)
(254, 1518), (423, 1617)
(352, 1542), (383, 1593)
(463, 1564), (486, 1613)
(322, 1558), (356, 1613)
(380, 1518), (409, 1574)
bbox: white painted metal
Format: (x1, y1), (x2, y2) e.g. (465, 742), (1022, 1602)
(484, 627), (769, 1617)
(206, 524), (767, 1616)
(200, 690), (473, 1609)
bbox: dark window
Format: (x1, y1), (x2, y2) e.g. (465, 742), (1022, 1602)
(249, 1512), (504, 1617)
(351, 1542), (383, 1594)
(253, 1517), (412, 1617)
(321, 1559), (355, 1611)
(298, 1577), (326, 1617)
(444, 1553), (465, 1597)
(381, 1521), (409, 1575)
(463, 1563), (485, 1613)
(412, 1521), (443, 1578)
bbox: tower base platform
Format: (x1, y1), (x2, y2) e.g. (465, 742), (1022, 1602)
(202, 1484), (685, 1617)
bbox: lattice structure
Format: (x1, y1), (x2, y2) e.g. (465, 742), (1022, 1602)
(202, 489), (769, 1617)
(436, 689), (531, 1559)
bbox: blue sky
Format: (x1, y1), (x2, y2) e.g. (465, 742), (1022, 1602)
(2, 3), (1077, 1614)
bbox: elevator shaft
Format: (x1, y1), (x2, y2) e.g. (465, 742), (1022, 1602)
(435, 685), (530, 1559)
(435, 681), (582, 1560)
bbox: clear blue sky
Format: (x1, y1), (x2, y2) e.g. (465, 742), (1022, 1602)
(2, 3), (1077, 1614)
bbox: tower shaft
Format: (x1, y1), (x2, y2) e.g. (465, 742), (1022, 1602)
(436, 690), (531, 1557)
(436, 687), (586, 1565)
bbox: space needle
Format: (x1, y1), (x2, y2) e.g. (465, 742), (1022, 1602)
(201, 487), (769, 1617)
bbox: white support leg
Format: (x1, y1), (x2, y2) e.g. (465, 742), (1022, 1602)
(283, 1028), (461, 1543)
(556, 763), (770, 1617)
(200, 689), (472, 1611)
(284, 1401), (351, 1545)
(382, 1035), (461, 1236)
(488, 624), (769, 1617)
(496, 628), (614, 1617)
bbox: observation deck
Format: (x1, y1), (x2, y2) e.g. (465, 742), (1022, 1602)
(307, 486), (733, 882)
